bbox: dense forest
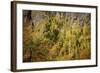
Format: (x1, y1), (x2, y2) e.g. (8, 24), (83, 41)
(23, 10), (91, 62)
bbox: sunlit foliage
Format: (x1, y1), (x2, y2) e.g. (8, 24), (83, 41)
(23, 10), (91, 62)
